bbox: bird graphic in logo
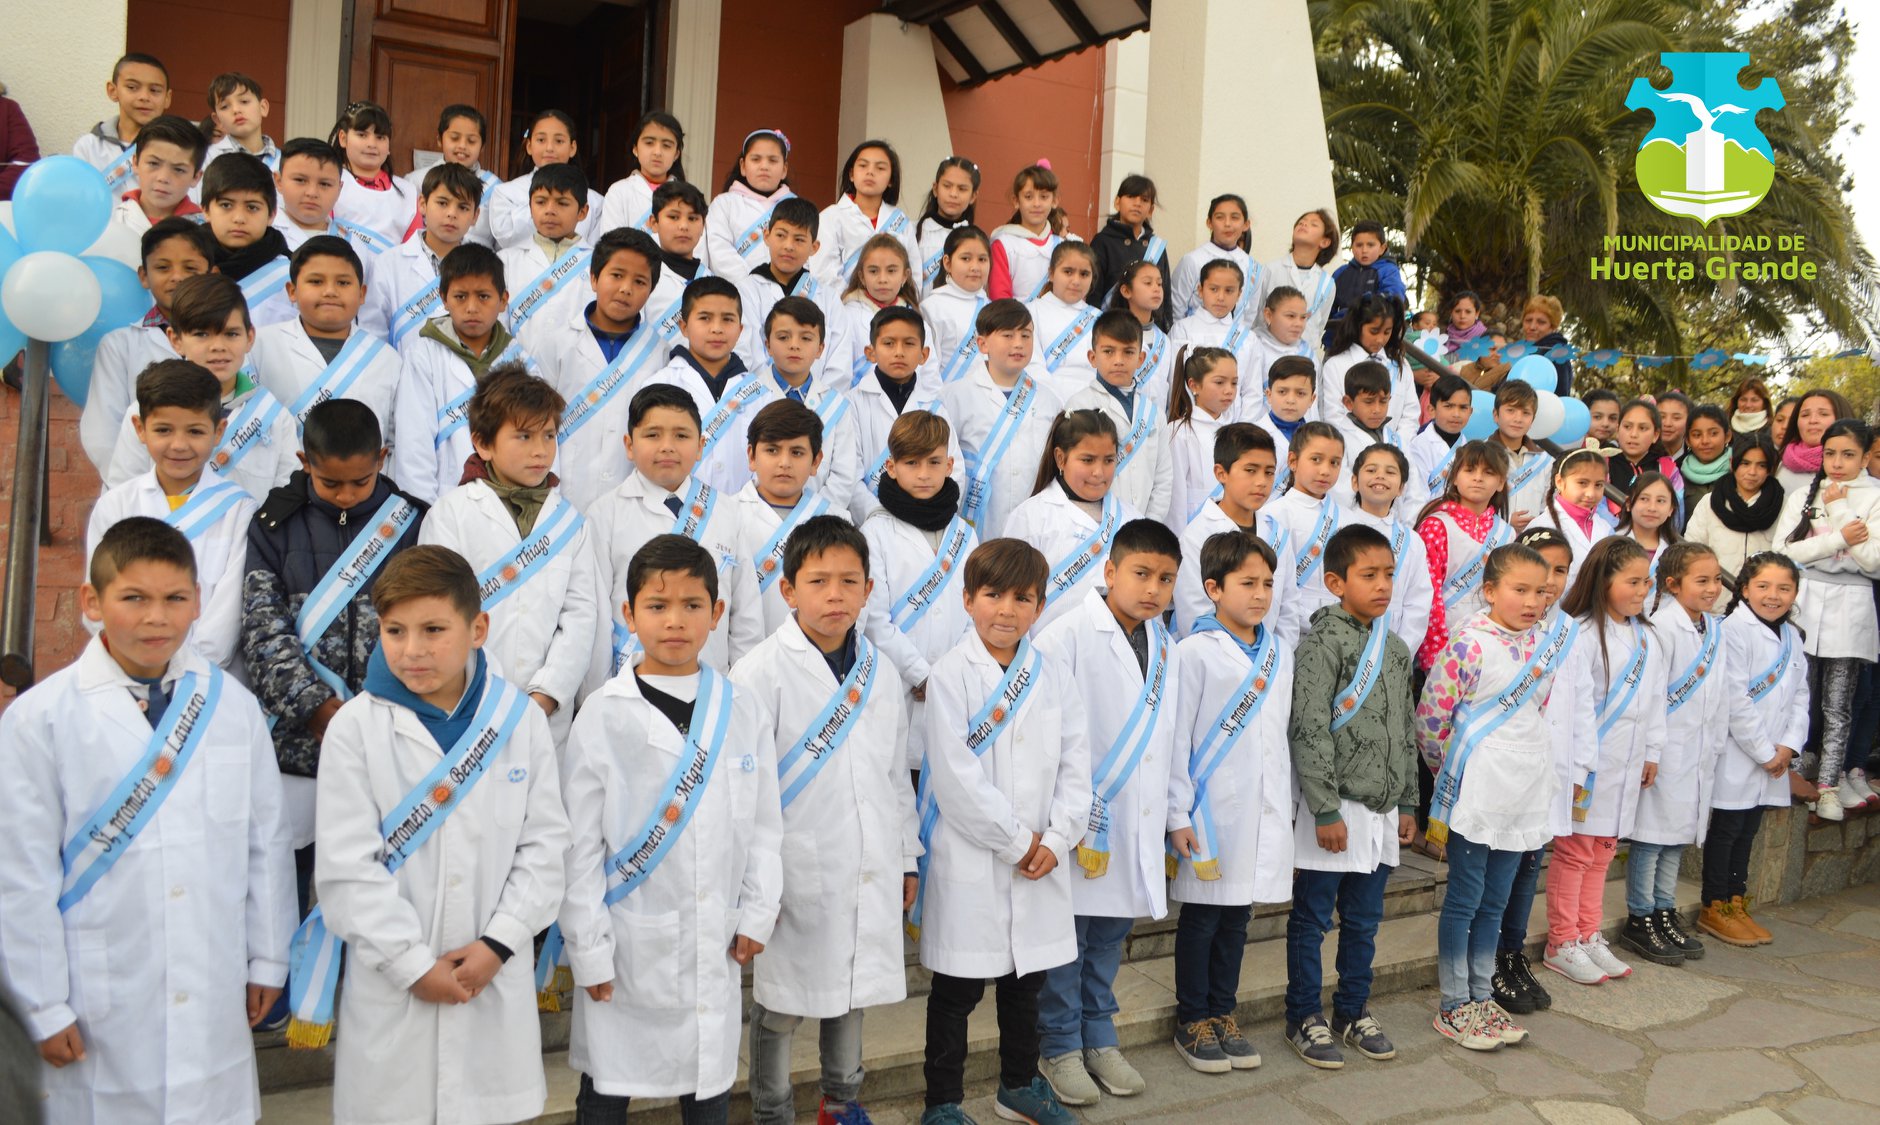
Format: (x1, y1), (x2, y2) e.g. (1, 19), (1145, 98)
(1625, 52), (1784, 225)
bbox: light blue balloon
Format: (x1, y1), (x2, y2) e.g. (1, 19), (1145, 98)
(50, 330), (104, 407)
(1508, 353), (1559, 393)
(13, 156), (112, 256)
(84, 256), (148, 330)
(1462, 390), (1499, 439)
(0, 226), (21, 358)
(1553, 397), (1592, 447)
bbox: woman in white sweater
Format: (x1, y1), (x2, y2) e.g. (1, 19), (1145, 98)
(1685, 433), (1782, 580)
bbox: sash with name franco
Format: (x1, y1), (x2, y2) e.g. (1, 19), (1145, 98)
(1590, 232), (1815, 283)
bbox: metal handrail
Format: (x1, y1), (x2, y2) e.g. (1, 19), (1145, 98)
(2, 340), (50, 688)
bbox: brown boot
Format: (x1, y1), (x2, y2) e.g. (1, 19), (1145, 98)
(1733, 896), (1774, 944)
(1697, 900), (1759, 947)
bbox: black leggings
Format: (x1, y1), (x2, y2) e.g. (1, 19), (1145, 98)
(575, 1074), (729, 1125)
(1702, 806), (1765, 904)
(924, 971), (1042, 1108)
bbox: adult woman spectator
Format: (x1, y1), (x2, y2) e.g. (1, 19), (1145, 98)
(1728, 375), (1775, 441)
(1518, 294), (1574, 395)
(0, 80), (41, 200)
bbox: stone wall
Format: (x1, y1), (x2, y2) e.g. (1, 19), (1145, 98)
(1681, 807), (1880, 907)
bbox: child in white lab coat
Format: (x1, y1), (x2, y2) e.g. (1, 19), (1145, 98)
(1168, 260), (1255, 404)
(1059, 310), (1174, 527)
(1319, 293), (1418, 439)
(1240, 284), (1316, 422)
(485, 109), (603, 250)
(1257, 355), (1318, 495)
(730, 198), (850, 394)
(1348, 443), (1434, 655)
(1173, 422), (1292, 639)
(1325, 360), (1401, 509)
(810, 139), (923, 292)
(914, 156), (981, 294)
(559, 534), (780, 1122)
(1490, 381), (1551, 531)
(398, 105), (501, 244)
(730, 399), (845, 634)
(200, 152), (298, 329)
(1402, 375), (1474, 513)
(1528, 447), (1614, 593)
(596, 109), (687, 235)
(713, 295), (861, 509)
(1258, 208), (1339, 354)
(938, 297), (1061, 540)
(1263, 421), (1348, 646)
(1003, 409), (1142, 633)
(418, 368), (602, 742)
(1613, 472), (1681, 579)
(1034, 519), (1183, 1105)
(359, 161), (481, 347)
(913, 537), (1091, 1125)
(1169, 193), (1255, 322)
(326, 100), (417, 245)
(1166, 530), (1293, 1072)
(923, 225), (994, 386)
(733, 516), (916, 1125)
(0, 516), (295, 1125)
(703, 128), (795, 274)
(74, 51), (170, 198)
(831, 233), (923, 391)
(249, 235), (401, 442)
(311, 545), (570, 1125)
(85, 360), (256, 669)
(848, 306), (962, 521)
(1165, 347), (1240, 532)
(1025, 241), (1102, 404)
(987, 162), (1071, 303)
(499, 163), (597, 350)
(270, 139), (356, 255)
(1107, 260), (1174, 404)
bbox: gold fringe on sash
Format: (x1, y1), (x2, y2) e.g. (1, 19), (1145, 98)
(537, 965), (574, 1012)
(1075, 845), (1109, 879)
(285, 1018), (333, 1050)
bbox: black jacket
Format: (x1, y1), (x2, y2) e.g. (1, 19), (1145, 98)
(1088, 216), (1171, 325)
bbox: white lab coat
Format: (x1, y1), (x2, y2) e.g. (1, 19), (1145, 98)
(1166, 410), (1229, 533)
(939, 364), (1066, 541)
(843, 365), (965, 523)
(359, 235), (441, 346)
(859, 508), (978, 769)
(1037, 589), (1182, 920)
(595, 170), (662, 235)
(389, 327), (548, 504)
(484, 173), (603, 250)
(1713, 604), (1811, 810)
(500, 236), (594, 353)
(1558, 615), (1667, 839)
(732, 268), (851, 394)
(918, 633), (1091, 978)
(1170, 243), (1257, 322)
(1770, 478), (1880, 659)
(105, 385), (298, 502)
(1319, 345), (1418, 438)
(1326, 412), (1403, 510)
(829, 296), (916, 393)
(1258, 256), (1336, 350)
(1062, 380), (1175, 526)
(702, 186), (792, 275)
(642, 354), (768, 497)
(557, 663), (781, 1098)
(1501, 442), (1553, 527)
(85, 473), (255, 669)
(1527, 502), (1616, 594)
(583, 472), (762, 690)
(1166, 626), (1296, 906)
(989, 225), (1062, 304)
(1003, 486), (1143, 633)
(536, 303), (675, 512)
(1024, 291), (1100, 404)
(732, 621), (918, 1016)
(921, 281), (988, 386)
(1134, 322), (1178, 406)
(1402, 424), (1461, 513)
(1634, 604), (1732, 846)
(1168, 309), (1257, 420)
(82, 324), (175, 472)
(418, 483), (602, 734)
(915, 215), (972, 295)
(1172, 501), (1293, 640)
(73, 122), (136, 199)
(250, 319), (403, 449)
(1348, 506), (1435, 656)
(0, 640), (294, 1125)
(685, 366), (861, 512)
(808, 195), (923, 293)
(314, 669), (570, 1125)
(728, 481), (854, 634)
(333, 174), (417, 245)
(1542, 612), (1599, 838)
(1265, 486), (1345, 647)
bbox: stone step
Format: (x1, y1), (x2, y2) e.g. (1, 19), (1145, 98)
(258, 874), (1697, 1124)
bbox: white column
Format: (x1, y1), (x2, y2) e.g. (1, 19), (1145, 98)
(837, 13), (953, 209)
(285, 0), (346, 141)
(665, 0), (723, 195)
(1144, 0), (1335, 264)
(1098, 31), (1150, 212)
(3, 0), (127, 159)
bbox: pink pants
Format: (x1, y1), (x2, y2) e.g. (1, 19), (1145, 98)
(1545, 833), (1616, 949)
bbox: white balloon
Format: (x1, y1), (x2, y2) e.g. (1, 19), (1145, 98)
(1530, 389), (1566, 442)
(0, 201), (10, 235)
(83, 221), (143, 269)
(2, 252), (103, 342)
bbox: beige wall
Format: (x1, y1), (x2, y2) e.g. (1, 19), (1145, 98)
(3, 0), (129, 162)
(838, 13), (953, 211)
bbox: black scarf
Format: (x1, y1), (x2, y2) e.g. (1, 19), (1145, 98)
(212, 226), (292, 281)
(878, 473), (959, 532)
(1707, 475), (1784, 534)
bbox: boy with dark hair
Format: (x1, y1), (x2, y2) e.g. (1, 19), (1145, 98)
(252, 234), (403, 447)
(559, 534), (780, 1123)
(850, 306), (963, 523)
(85, 359), (256, 668)
(73, 52), (173, 197)
(111, 114), (206, 232)
(644, 273), (769, 491)
(271, 138), (366, 255)
(309, 544), (570, 1122)
(1062, 309), (1173, 526)
(1327, 359), (1399, 509)
(940, 297), (1065, 540)
(733, 515), (914, 1125)
(80, 217), (214, 470)
(201, 150), (297, 326)
(915, 536), (1088, 1125)
(1404, 373), (1474, 510)
(500, 162), (595, 344)
(1283, 523), (1417, 1070)
(730, 398), (843, 631)
(535, 227), (665, 511)
(1034, 518), (1184, 1105)
(732, 196), (850, 389)
(709, 294), (860, 507)
(418, 366), (602, 742)
(1256, 354), (1318, 491)
(1325, 220), (1407, 343)
(361, 161), (485, 345)
(1173, 422), (1293, 637)
(0, 515), (294, 1123)
(203, 72), (278, 173)
(1491, 380), (1548, 529)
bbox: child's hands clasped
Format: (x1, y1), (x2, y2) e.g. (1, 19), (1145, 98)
(410, 957), (473, 1005)
(447, 940), (503, 996)
(1168, 828), (1198, 858)
(1767, 745), (1796, 777)
(38, 1023), (85, 1068)
(1018, 831), (1056, 879)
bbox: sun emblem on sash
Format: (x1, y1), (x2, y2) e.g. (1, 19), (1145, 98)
(940, 557), (952, 571)
(761, 558), (777, 572)
(1340, 698), (1357, 712)
(691, 503), (706, 518)
(662, 801), (683, 823)
(153, 755), (175, 777)
(846, 687), (863, 704)
(379, 523), (396, 538)
(432, 783), (454, 805)
(991, 706), (1007, 723)
(213, 451), (230, 467)
(500, 565), (519, 582)
(1253, 678), (1268, 691)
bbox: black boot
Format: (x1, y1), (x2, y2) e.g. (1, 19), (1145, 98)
(1619, 913), (1685, 966)
(1492, 949), (1537, 1014)
(1509, 948), (1552, 1010)
(1655, 908), (1705, 960)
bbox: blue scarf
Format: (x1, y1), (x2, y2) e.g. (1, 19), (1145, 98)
(362, 647), (491, 751)
(1191, 614), (1265, 659)
(1269, 414), (1305, 444)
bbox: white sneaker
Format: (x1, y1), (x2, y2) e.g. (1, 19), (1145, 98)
(1432, 1001), (1503, 1052)
(1583, 933), (1633, 979)
(1817, 785), (1846, 822)
(1477, 1000), (1529, 1045)
(1543, 940), (1607, 986)
(1844, 768), (1878, 807)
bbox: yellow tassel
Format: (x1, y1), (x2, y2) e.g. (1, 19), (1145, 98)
(537, 988), (564, 1013)
(551, 964), (573, 992)
(904, 920), (921, 943)
(285, 1018), (333, 1050)
(1075, 846), (1109, 879)
(1191, 858), (1222, 882)
(1425, 820), (1450, 847)
(1165, 854), (1178, 880)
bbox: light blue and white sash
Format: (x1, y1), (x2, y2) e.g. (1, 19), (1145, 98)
(295, 494), (419, 697)
(891, 515), (973, 633)
(777, 640), (878, 809)
(733, 202), (784, 263)
(698, 375), (770, 461)
(602, 667), (735, 905)
(209, 388), (287, 477)
(1330, 617), (1390, 732)
(1179, 620), (1278, 880)
(1223, 316), (1252, 360)
(1045, 494), (1123, 608)
(1387, 520), (1410, 565)
(1078, 623), (1169, 876)
(1442, 517), (1514, 608)
(908, 640), (1043, 939)
(962, 374), (1039, 526)
(863, 395), (943, 497)
(390, 276), (443, 347)
(840, 207), (911, 277)
(1041, 305), (1098, 374)
(1575, 621), (1648, 818)
(1746, 626), (1795, 705)
(1114, 397), (1157, 478)
(850, 348), (874, 390)
(1141, 235), (1166, 268)
(238, 256), (292, 310)
(754, 491), (831, 593)
(1293, 499), (1341, 588)
(1305, 269), (1334, 315)
(1429, 613), (1578, 841)
(507, 243), (593, 333)
(1508, 449), (1550, 497)
(612, 480), (719, 673)
(1232, 257), (1259, 322)
(1132, 325), (1167, 394)
(1426, 438), (1461, 492)
(60, 668), (223, 912)
(1665, 614), (1721, 716)
(559, 322), (665, 443)
(165, 479), (249, 540)
(476, 496), (584, 612)
(813, 392), (851, 437)
(940, 295), (989, 384)
(923, 243), (947, 290)
(433, 340), (535, 451)
(1026, 235), (1064, 300)
(330, 215), (390, 257)
(103, 145), (137, 197)
(288, 332), (391, 427)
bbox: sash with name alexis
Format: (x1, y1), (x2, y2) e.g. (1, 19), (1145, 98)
(1077, 622), (1169, 877)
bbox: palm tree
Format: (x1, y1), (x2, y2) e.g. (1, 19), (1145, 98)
(1312, 0), (1878, 366)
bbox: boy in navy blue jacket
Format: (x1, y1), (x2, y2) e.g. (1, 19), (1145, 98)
(1325, 221), (1407, 344)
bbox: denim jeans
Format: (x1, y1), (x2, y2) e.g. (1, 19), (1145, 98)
(1037, 914), (1135, 1057)
(1625, 841), (1684, 915)
(1853, 660), (1880, 773)
(748, 1003), (865, 1125)
(1497, 847), (1545, 953)
(1173, 902), (1253, 1025)
(1285, 864), (1392, 1024)
(1437, 833), (1521, 1011)
(576, 1074), (729, 1125)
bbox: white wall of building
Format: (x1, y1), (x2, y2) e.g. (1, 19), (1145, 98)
(1098, 31), (1149, 214)
(3, 0), (128, 160)
(838, 13), (952, 213)
(667, 0), (723, 198)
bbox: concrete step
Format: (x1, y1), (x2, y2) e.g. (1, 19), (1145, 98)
(258, 874), (1697, 1124)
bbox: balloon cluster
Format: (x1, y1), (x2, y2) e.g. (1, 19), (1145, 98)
(0, 156), (150, 407)
(1458, 354), (1592, 447)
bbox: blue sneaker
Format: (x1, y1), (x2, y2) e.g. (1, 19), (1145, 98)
(994, 1077), (1075, 1125)
(819, 1098), (876, 1125)
(920, 1105), (978, 1125)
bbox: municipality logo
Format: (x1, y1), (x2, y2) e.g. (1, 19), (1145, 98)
(1626, 52), (1785, 226)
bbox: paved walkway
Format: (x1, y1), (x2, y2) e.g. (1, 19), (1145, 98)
(862, 882), (1880, 1125)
